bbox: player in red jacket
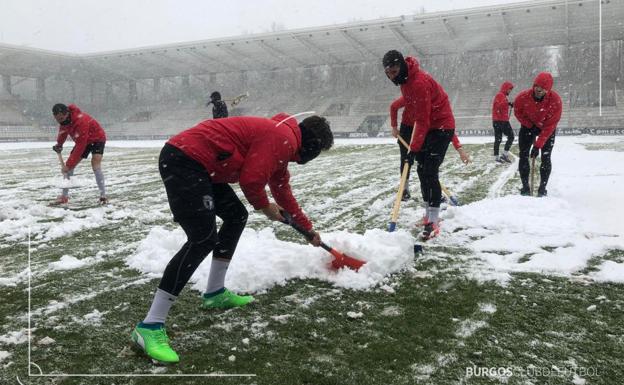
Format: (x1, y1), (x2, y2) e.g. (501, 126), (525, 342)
(492, 81), (515, 163)
(383, 50), (456, 240)
(390, 95), (470, 202)
(513, 72), (562, 197)
(131, 113), (333, 363)
(51, 104), (107, 205)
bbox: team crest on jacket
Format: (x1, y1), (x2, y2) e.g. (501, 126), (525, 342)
(202, 195), (214, 211)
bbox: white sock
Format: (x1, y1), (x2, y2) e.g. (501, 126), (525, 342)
(143, 288), (177, 324)
(429, 207), (441, 224)
(205, 258), (230, 294)
(93, 168), (106, 197)
(503, 150), (510, 156)
(62, 169), (74, 197)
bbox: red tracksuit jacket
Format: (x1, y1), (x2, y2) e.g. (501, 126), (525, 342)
(394, 57), (455, 152)
(389, 95), (462, 150)
(167, 113), (313, 230)
(513, 72), (563, 149)
(55, 104), (107, 169)
(492, 81), (514, 121)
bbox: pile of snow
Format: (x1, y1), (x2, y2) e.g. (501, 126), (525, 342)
(127, 226), (415, 292)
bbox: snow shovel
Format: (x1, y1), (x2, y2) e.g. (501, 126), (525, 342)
(55, 149), (71, 180)
(397, 135), (460, 207)
(388, 158), (410, 232)
(530, 157), (536, 197)
(440, 183), (460, 206)
(388, 135), (418, 232)
(280, 211), (365, 271)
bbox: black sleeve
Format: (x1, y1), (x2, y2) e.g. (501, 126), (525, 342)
(213, 101), (229, 119)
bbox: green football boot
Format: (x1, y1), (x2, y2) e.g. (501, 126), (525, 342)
(202, 288), (255, 309)
(131, 323), (179, 364)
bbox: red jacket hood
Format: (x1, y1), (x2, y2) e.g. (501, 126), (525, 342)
(500, 81), (514, 95)
(533, 72), (553, 92)
(68, 104), (82, 115)
(271, 112), (299, 131)
(270, 112), (301, 158)
(405, 56), (420, 79)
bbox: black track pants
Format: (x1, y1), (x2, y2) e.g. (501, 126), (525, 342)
(415, 129), (454, 208)
(493, 121), (514, 156)
(157, 144), (248, 296)
(518, 126), (556, 192)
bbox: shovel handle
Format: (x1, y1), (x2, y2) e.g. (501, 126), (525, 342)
(280, 210), (365, 271)
(280, 210), (332, 252)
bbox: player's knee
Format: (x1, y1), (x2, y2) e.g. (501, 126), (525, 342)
(235, 204), (248, 224)
(189, 233), (217, 255)
(422, 162), (440, 177)
(223, 202), (248, 225)
(181, 219), (218, 246)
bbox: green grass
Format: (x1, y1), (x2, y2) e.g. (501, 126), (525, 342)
(1, 142), (623, 385)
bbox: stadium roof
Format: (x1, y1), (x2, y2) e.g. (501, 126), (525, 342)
(0, 0), (622, 81)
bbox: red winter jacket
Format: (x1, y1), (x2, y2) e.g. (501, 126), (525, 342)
(55, 104), (107, 169)
(167, 113), (313, 231)
(492, 81), (514, 121)
(513, 72), (563, 149)
(395, 57), (455, 152)
(390, 96), (462, 150)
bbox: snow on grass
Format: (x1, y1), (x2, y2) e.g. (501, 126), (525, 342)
(455, 319), (488, 338)
(440, 136), (624, 283)
(1, 136), (623, 384)
(0, 268), (28, 287)
(381, 306), (401, 316)
(590, 260), (624, 283)
(37, 336), (55, 345)
(0, 350), (10, 364)
(346, 311), (364, 319)
(445, 195), (618, 279)
(82, 309), (106, 325)
(2, 137), (623, 296)
(478, 303), (497, 314)
(49, 254), (89, 270)
(0, 331), (27, 345)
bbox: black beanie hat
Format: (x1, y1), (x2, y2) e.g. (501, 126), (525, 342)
(52, 103), (69, 115)
(382, 50), (409, 86)
(210, 92), (221, 101)
(382, 50), (404, 68)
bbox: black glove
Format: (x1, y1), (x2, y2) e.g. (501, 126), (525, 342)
(52, 144), (62, 153)
(530, 146), (540, 159)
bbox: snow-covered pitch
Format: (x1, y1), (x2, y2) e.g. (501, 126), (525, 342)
(1, 136), (623, 384)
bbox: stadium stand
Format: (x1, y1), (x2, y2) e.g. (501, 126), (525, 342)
(1, 0), (623, 141)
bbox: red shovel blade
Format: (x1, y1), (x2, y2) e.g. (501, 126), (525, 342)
(328, 248), (366, 271)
